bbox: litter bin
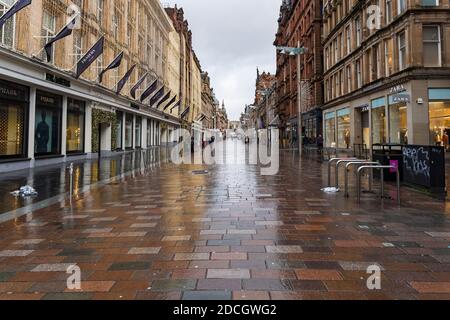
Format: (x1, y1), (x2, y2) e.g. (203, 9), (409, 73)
(372, 144), (404, 182)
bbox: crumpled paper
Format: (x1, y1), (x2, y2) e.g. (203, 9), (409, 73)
(321, 187), (340, 193)
(11, 186), (38, 197)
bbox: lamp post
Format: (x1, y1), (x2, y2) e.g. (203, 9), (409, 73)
(276, 44), (308, 157)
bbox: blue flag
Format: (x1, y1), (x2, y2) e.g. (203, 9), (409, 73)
(99, 51), (124, 83)
(157, 91), (172, 108)
(170, 99), (181, 114)
(150, 86), (165, 107)
(0, 0), (32, 30)
(44, 16), (77, 62)
(75, 36), (104, 79)
(164, 95), (177, 111)
(130, 73), (148, 99)
(139, 79), (158, 102)
(116, 64), (136, 94)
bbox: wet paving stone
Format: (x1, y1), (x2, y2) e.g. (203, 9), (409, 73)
(183, 291), (231, 300)
(0, 147), (448, 300)
(151, 279), (197, 291)
(108, 262), (151, 271)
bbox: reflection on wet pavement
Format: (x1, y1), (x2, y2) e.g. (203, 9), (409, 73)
(0, 140), (449, 300)
(0, 148), (167, 216)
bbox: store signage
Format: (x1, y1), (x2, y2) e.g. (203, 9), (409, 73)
(357, 104), (370, 112)
(37, 91), (61, 107)
(46, 73), (71, 87)
(0, 80), (28, 101)
(389, 84), (406, 94)
(391, 93), (410, 103)
(76, 36), (105, 79)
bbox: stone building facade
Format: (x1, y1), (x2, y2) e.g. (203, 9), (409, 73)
(322, 0), (450, 151)
(254, 69), (276, 129)
(0, 0), (181, 173)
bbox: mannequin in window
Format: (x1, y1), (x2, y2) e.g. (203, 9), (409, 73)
(36, 111), (50, 153)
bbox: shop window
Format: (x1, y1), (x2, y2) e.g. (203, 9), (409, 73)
(135, 116), (141, 148)
(389, 100), (408, 144)
(423, 25), (441, 67)
(429, 101), (450, 148)
(324, 112), (336, 148)
(0, 0), (15, 48)
(125, 113), (133, 149)
(66, 99), (85, 153)
(371, 97), (387, 145)
(35, 91), (62, 156)
(337, 108), (351, 149)
(0, 80), (28, 159)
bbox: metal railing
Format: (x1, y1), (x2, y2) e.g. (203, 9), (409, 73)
(357, 165), (401, 206)
(327, 157), (357, 187)
(335, 159), (367, 189)
(344, 161), (380, 197)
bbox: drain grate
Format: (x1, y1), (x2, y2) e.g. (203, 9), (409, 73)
(192, 170), (209, 176)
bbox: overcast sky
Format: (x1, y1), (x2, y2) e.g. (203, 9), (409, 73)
(165, 0), (280, 121)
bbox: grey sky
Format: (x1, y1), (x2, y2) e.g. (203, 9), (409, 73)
(165, 0), (280, 121)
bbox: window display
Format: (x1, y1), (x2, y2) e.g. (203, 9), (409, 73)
(324, 112), (336, 148)
(35, 91), (62, 156)
(0, 80), (28, 159)
(337, 108), (351, 149)
(429, 101), (450, 149)
(389, 101), (408, 144)
(371, 97), (387, 145)
(66, 99), (85, 153)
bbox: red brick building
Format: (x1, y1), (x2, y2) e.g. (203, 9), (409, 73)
(274, 0), (324, 146)
(254, 69), (276, 129)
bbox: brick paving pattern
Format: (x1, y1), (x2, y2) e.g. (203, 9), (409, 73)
(0, 149), (449, 300)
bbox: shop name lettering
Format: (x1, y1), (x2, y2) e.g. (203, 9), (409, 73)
(81, 49), (97, 63)
(0, 87), (18, 97)
(40, 96), (55, 104)
(403, 147), (430, 178)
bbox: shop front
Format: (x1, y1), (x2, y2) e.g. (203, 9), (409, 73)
(0, 79), (28, 161)
(302, 109), (323, 146)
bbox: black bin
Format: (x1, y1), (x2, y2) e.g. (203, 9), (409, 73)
(372, 144), (404, 182)
(402, 145), (446, 195)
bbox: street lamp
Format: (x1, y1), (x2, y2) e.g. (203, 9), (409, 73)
(276, 44), (308, 157)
